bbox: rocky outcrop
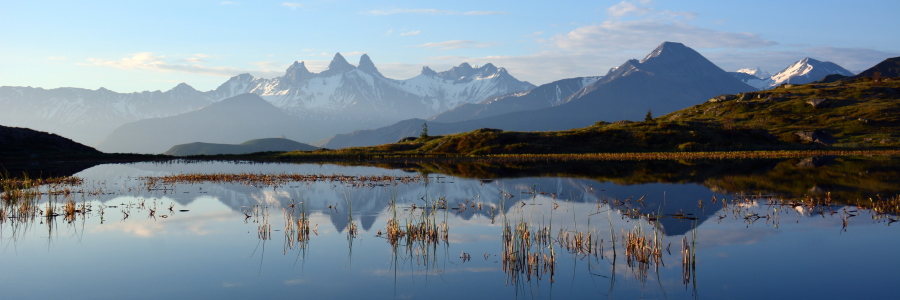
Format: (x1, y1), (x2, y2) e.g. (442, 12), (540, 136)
(807, 98), (829, 108)
(795, 130), (837, 145)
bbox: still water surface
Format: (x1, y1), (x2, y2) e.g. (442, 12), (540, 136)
(1, 159), (897, 299)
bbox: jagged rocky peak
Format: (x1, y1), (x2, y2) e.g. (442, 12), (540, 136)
(455, 62), (474, 71)
(169, 82), (197, 92)
(604, 59), (641, 79)
(232, 73), (255, 81)
(437, 62), (507, 81)
(322, 53), (356, 75)
(736, 67), (771, 79)
(284, 61), (311, 83)
(357, 54), (382, 76)
(441, 62), (475, 79)
(420, 66), (437, 76)
(286, 61), (310, 75)
(478, 63), (500, 77)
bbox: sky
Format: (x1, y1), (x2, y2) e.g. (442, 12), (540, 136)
(2, 0), (899, 93)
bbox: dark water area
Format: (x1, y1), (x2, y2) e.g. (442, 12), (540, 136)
(0, 157), (898, 299)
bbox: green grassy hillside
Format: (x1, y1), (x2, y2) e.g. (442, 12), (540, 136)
(299, 77), (898, 156)
(661, 77), (899, 148)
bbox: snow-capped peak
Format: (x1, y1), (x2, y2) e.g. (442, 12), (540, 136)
(420, 66), (437, 76)
(736, 67), (771, 79)
(770, 57), (853, 87)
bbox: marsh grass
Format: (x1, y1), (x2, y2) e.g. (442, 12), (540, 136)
(384, 209), (449, 247)
(502, 221), (556, 284)
(621, 225), (664, 279)
(142, 173), (424, 190)
(282, 199), (312, 255)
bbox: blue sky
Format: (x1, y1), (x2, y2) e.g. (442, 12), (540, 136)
(2, 0), (898, 92)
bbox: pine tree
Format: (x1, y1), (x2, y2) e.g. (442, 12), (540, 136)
(420, 123), (429, 139)
(645, 110), (653, 122)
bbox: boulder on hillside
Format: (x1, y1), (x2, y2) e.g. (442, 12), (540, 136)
(795, 130), (837, 145)
(708, 94), (737, 103)
(807, 98), (830, 108)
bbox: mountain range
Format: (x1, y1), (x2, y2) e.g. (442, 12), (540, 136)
(0, 54), (534, 152)
(209, 53), (535, 133)
(1, 42), (884, 153)
(730, 58), (855, 90)
(321, 42), (757, 149)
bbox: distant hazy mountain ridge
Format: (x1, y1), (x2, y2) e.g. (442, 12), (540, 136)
(731, 58), (855, 90)
(322, 42), (757, 149)
(0, 54), (533, 149)
(95, 94), (317, 154)
(428, 76), (602, 123)
(163, 137), (318, 156)
(0, 84), (213, 145)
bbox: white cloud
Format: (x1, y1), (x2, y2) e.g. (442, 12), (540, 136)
(407, 0), (778, 86)
(385, 29), (393, 36)
(547, 20), (775, 52)
(606, 0), (696, 19)
(365, 8), (507, 16)
(84, 53), (281, 78)
(415, 40), (497, 50)
(400, 30), (421, 36)
(461, 11), (508, 16)
(219, 1), (238, 5)
(607, 1), (651, 17)
(282, 2), (304, 8)
(46, 56), (67, 61)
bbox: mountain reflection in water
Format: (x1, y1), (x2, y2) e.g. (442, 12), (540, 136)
(0, 157), (897, 299)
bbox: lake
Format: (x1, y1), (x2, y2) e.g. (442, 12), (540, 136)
(1, 156), (898, 299)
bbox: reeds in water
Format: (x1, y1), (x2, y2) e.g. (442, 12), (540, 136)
(621, 225), (663, 279)
(502, 221), (555, 283)
(384, 199), (449, 247)
(282, 200), (312, 254)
